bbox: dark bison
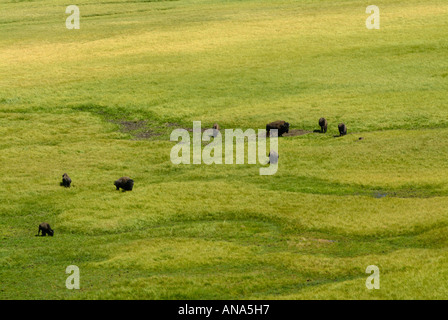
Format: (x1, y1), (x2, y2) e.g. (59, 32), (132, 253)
(266, 120), (290, 137)
(319, 118), (327, 133)
(338, 123), (347, 136)
(114, 177), (134, 191)
(60, 173), (71, 188)
(36, 222), (54, 237)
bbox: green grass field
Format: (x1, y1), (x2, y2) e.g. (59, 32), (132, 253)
(1, 0), (448, 299)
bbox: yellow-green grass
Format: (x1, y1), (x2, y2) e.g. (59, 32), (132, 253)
(0, 0), (447, 299)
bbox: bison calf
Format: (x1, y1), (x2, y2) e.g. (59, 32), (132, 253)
(338, 123), (347, 136)
(212, 123), (220, 138)
(36, 222), (54, 237)
(319, 118), (327, 133)
(60, 173), (71, 188)
(266, 120), (290, 137)
(114, 177), (134, 191)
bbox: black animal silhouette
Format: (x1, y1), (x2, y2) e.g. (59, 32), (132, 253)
(36, 222), (54, 237)
(266, 120), (290, 137)
(338, 123), (347, 136)
(60, 173), (71, 188)
(114, 177), (134, 191)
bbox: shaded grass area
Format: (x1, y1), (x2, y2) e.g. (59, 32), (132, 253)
(250, 175), (448, 198)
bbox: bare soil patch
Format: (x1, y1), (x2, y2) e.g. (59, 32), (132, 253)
(108, 119), (162, 140)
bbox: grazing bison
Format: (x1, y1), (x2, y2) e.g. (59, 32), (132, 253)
(319, 118), (327, 133)
(212, 123), (220, 138)
(266, 120), (290, 137)
(114, 177), (134, 191)
(36, 222), (54, 237)
(338, 123), (347, 136)
(268, 151), (279, 164)
(60, 173), (71, 188)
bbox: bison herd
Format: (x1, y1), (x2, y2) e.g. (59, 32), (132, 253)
(265, 118), (347, 137)
(318, 118), (347, 136)
(37, 175), (134, 236)
(37, 118), (348, 236)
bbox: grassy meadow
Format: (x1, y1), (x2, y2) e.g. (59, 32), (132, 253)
(1, 0), (448, 299)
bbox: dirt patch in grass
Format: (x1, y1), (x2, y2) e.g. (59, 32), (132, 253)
(110, 119), (217, 140)
(283, 129), (312, 137)
(108, 119), (162, 140)
(110, 119), (315, 141)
